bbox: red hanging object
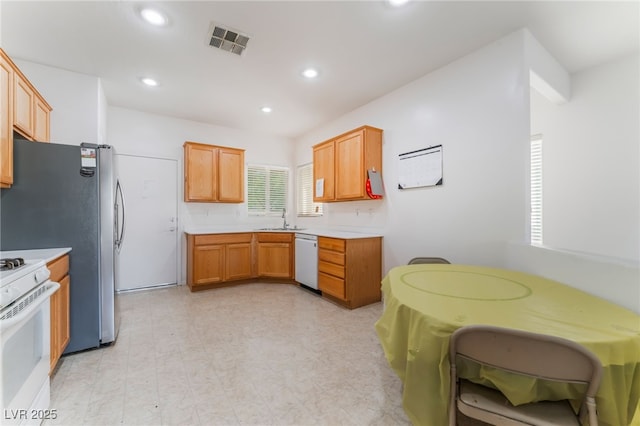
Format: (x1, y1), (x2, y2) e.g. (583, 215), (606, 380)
(366, 178), (382, 199)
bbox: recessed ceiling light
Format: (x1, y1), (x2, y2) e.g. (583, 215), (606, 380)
(388, 0), (410, 6)
(140, 8), (168, 26)
(302, 68), (319, 79)
(261, 106), (272, 113)
(141, 77), (159, 87)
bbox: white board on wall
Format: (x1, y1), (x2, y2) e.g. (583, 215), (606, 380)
(398, 145), (443, 189)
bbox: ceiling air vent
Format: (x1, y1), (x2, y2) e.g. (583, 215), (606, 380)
(207, 22), (250, 56)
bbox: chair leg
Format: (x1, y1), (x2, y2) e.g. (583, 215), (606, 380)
(586, 397), (598, 426)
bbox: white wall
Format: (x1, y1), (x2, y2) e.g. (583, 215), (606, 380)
(294, 30), (639, 313)
(9, 59), (296, 286)
(294, 30), (530, 269)
(507, 242), (639, 313)
(107, 106), (295, 230)
(515, 54), (640, 313)
(97, 79), (108, 145)
(13, 59), (102, 145)
(531, 54), (639, 262)
(107, 107), (295, 284)
(13, 31), (638, 312)
(524, 30), (570, 104)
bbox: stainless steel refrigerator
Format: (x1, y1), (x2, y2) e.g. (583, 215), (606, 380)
(1, 138), (120, 353)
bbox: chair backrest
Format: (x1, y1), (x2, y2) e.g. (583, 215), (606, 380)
(449, 325), (603, 414)
(408, 257), (450, 265)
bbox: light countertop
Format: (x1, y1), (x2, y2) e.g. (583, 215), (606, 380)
(0, 247), (71, 264)
(184, 227), (383, 239)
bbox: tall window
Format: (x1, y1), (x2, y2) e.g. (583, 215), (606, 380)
(247, 165), (288, 215)
(296, 163), (323, 216)
(530, 135), (543, 245)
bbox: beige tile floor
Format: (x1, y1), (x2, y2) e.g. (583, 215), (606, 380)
(45, 283), (412, 426)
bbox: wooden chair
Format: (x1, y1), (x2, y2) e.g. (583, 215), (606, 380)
(449, 325), (602, 426)
(408, 257), (450, 264)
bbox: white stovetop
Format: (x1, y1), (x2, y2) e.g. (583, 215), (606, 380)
(0, 248), (71, 285)
(0, 247), (71, 264)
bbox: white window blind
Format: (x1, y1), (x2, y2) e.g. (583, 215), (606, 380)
(297, 163), (323, 217)
(247, 165), (288, 215)
(530, 135), (543, 245)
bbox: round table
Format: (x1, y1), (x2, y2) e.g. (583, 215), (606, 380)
(375, 264), (640, 426)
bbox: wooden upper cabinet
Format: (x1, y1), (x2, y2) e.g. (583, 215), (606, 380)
(0, 48), (52, 188)
(336, 130), (365, 199)
(34, 96), (51, 142)
(184, 141), (244, 203)
(13, 72), (34, 137)
(313, 140), (335, 202)
(11, 60), (51, 142)
(218, 148), (244, 202)
(0, 52), (13, 188)
(184, 142), (218, 201)
(313, 125), (382, 202)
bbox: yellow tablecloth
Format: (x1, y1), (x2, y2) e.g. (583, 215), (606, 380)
(375, 264), (640, 426)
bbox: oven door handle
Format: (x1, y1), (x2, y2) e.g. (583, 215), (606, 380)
(0, 281), (60, 331)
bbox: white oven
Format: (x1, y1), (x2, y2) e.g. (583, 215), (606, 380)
(0, 258), (59, 425)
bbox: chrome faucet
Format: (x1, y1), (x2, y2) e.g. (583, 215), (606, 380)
(282, 208), (288, 229)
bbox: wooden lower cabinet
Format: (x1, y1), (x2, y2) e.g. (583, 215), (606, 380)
(48, 254), (70, 374)
(192, 243), (225, 285)
(187, 233), (254, 290)
(225, 242), (253, 281)
(257, 232), (293, 279)
(318, 236), (382, 309)
(186, 232), (382, 309)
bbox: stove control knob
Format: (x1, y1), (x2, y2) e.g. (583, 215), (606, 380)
(34, 268), (51, 284)
(0, 286), (19, 307)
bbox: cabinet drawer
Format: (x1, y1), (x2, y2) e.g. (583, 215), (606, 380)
(319, 273), (345, 300)
(318, 237), (345, 252)
(318, 260), (345, 279)
(47, 255), (69, 283)
(318, 249), (345, 266)
(257, 232), (293, 243)
(194, 233), (252, 245)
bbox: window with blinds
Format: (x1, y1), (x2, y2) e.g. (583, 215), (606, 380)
(297, 163), (323, 216)
(530, 135), (543, 245)
(247, 165), (288, 215)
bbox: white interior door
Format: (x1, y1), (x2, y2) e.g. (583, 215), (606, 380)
(115, 154), (178, 291)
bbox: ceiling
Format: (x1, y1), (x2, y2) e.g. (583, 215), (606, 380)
(1, 1), (638, 139)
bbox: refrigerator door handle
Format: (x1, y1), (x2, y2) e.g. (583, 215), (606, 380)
(115, 179), (126, 253)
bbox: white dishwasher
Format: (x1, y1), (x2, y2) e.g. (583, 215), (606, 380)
(295, 233), (318, 290)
